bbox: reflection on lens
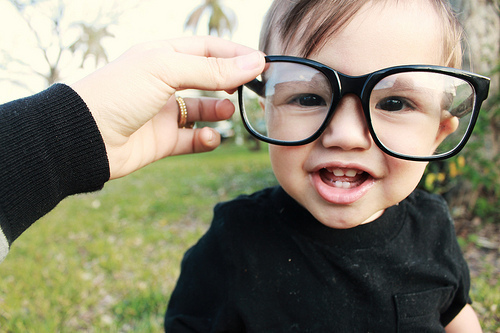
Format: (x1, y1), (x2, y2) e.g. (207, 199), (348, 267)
(241, 62), (333, 142)
(369, 72), (474, 158)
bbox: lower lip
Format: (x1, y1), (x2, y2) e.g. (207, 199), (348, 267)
(310, 171), (376, 205)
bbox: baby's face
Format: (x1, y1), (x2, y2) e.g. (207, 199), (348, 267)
(269, 1), (446, 228)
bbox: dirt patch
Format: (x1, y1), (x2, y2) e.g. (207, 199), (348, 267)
(455, 219), (500, 278)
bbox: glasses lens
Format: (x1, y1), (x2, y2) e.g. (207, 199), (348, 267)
(369, 71), (475, 158)
(241, 62), (333, 143)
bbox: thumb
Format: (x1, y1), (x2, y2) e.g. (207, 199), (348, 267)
(170, 51), (265, 92)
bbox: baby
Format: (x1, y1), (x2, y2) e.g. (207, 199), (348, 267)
(165, 0), (490, 331)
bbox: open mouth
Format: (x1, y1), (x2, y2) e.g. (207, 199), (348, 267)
(311, 166), (376, 205)
(319, 167), (370, 189)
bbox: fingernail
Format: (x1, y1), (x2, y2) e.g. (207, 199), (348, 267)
(207, 128), (215, 144)
(236, 51), (263, 71)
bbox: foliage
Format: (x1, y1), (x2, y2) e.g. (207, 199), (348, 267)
(69, 23), (114, 68)
(184, 0), (236, 37)
(421, 61), (500, 224)
(0, 0), (126, 91)
(470, 263), (500, 331)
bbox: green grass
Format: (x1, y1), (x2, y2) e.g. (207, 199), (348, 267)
(0, 144), (277, 332)
(0, 143), (497, 332)
(471, 263), (500, 331)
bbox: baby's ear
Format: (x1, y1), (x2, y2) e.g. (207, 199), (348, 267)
(433, 113), (459, 150)
(259, 97), (265, 111)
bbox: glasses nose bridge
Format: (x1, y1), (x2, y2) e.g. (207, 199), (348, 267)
(321, 72), (372, 136)
(336, 73), (369, 100)
(328, 73), (370, 121)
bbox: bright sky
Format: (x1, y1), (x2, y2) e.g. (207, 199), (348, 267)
(0, 0), (271, 101)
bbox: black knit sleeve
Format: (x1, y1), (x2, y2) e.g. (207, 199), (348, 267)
(0, 84), (109, 259)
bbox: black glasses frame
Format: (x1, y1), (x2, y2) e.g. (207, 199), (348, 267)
(238, 55), (490, 161)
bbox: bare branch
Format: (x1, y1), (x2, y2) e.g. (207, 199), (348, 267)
(3, 0), (126, 88)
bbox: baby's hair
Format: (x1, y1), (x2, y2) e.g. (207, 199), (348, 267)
(260, 0), (464, 68)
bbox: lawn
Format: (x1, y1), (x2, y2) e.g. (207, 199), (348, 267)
(0, 143), (497, 332)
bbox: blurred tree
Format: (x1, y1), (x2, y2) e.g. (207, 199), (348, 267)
(451, 0), (499, 77)
(424, 0), (500, 223)
(0, 0), (129, 94)
(70, 23), (114, 68)
(185, 0), (237, 37)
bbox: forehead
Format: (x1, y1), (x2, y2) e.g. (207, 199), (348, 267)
(297, 1), (445, 75)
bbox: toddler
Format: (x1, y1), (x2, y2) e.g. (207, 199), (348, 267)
(165, 0), (490, 331)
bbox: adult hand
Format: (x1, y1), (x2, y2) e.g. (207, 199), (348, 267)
(71, 36), (265, 180)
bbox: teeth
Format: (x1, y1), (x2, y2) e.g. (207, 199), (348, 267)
(334, 181), (352, 189)
(327, 168), (362, 177)
(333, 169), (344, 176)
(345, 170), (357, 177)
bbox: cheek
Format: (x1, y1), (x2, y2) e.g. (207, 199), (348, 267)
(372, 114), (444, 157)
(269, 146), (309, 186)
(269, 146), (294, 178)
(385, 158), (428, 198)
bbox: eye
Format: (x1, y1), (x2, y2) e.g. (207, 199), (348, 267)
(375, 97), (415, 112)
(290, 94), (326, 107)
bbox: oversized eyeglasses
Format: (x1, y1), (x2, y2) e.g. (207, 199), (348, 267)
(238, 56), (490, 161)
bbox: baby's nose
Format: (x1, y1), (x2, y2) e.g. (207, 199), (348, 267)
(320, 94), (372, 151)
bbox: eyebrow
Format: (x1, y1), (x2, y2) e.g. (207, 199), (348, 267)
(374, 76), (418, 91)
(275, 75), (332, 99)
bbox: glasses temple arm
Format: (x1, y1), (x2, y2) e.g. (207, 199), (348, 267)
(244, 79), (265, 97)
(449, 94), (474, 118)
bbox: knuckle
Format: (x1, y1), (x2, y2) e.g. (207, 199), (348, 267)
(205, 57), (228, 89)
(196, 98), (205, 120)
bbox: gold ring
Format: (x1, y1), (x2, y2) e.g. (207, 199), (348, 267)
(176, 97), (194, 129)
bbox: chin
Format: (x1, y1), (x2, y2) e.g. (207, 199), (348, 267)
(312, 207), (385, 229)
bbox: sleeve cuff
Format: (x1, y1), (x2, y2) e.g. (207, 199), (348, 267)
(0, 83), (110, 245)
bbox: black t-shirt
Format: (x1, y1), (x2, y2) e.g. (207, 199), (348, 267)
(165, 187), (470, 332)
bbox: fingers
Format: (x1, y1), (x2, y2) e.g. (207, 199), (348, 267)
(144, 37), (266, 92)
(181, 97), (235, 123)
(82, 36), (265, 180)
(194, 127), (221, 153)
(171, 127), (222, 156)
(167, 35), (261, 59)
(170, 51), (265, 91)
(155, 96), (233, 157)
